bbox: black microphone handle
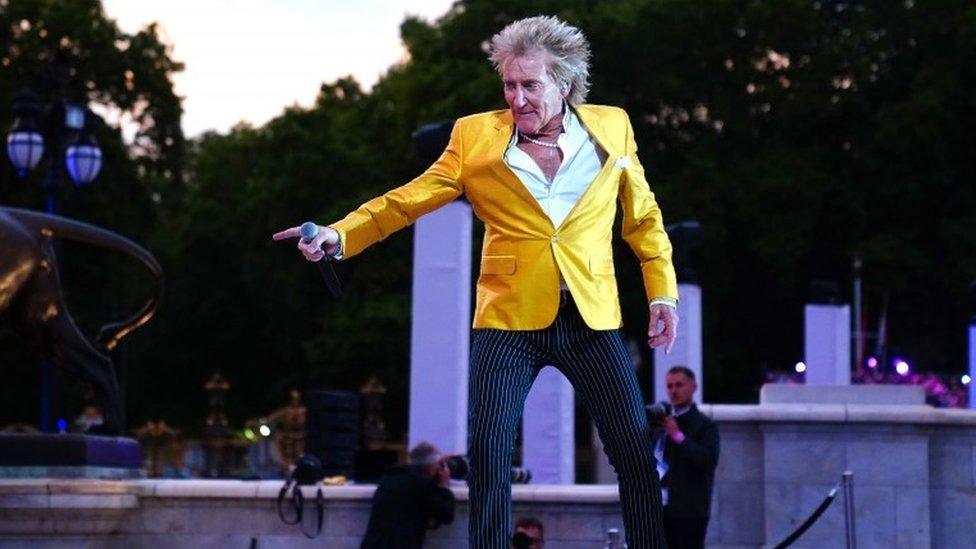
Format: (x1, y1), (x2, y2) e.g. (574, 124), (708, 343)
(315, 258), (343, 298)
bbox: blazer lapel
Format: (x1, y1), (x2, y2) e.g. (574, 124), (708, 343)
(486, 111), (555, 225)
(479, 107), (623, 230)
(575, 106), (621, 158)
(552, 106), (623, 231)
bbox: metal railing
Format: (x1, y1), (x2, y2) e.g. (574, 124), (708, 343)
(772, 471), (857, 549)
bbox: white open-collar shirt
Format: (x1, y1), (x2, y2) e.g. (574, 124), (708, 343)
(503, 107), (602, 229)
(503, 107), (675, 306)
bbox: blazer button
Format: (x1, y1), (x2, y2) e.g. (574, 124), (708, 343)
(550, 236), (559, 244)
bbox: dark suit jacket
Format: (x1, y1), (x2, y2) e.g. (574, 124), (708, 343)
(360, 464), (455, 549)
(661, 404), (720, 518)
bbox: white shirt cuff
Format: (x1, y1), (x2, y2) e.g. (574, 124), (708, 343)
(650, 297), (677, 308)
(325, 230), (343, 260)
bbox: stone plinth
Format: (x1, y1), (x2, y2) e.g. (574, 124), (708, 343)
(409, 201), (472, 455)
(2, 396), (975, 548)
(654, 283), (704, 402)
(702, 399), (976, 549)
(969, 324), (975, 409)
(760, 384), (925, 406)
(523, 366), (575, 484)
(0, 480), (625, 548)
(0, 434), (143, 480)
(804, 304), (851, 385)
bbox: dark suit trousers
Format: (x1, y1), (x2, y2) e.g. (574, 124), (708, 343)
(664, 512), (709, 549)
(467, 293), (666, 548)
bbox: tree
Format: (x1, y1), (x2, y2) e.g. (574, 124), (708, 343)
(585, 0), (976, 397)
(134, 0), (976, 436)
(0, 0), (184, 428)
(7, 0), (973, 435)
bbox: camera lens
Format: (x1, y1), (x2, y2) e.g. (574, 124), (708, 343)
(445, 455), (470, 480)
(510, 467), (532, 484)
(646, 402), (668, 422)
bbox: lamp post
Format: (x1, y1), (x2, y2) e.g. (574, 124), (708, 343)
(5, 54), (104, 433)
(7, 87), (104, 209)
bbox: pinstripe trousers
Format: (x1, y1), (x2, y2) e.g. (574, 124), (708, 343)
(467, 292), (667, 548)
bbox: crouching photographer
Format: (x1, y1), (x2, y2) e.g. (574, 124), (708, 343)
(360, 442), (455, 549)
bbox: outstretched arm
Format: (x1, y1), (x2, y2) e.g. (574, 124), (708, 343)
(272, 121), (465, 260)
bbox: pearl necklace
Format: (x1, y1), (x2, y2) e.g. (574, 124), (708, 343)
(519, 131), (560, 149)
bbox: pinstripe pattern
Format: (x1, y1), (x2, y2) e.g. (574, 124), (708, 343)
(468, 293), (666, 548)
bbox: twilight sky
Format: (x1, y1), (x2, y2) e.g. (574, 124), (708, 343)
(101, 0), (456, 137)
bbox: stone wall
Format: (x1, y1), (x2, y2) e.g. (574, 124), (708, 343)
(704, 402), (976, 549)
(2, 401), (975, 548)
(0, 481), (625, 548)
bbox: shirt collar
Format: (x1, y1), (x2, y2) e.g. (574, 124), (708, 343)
(673, 403), (693, 417)
(560, 102), (573, 131)
(509, 102), (577, 145)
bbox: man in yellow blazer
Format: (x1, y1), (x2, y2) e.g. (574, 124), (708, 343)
(275, 16), (677, 549)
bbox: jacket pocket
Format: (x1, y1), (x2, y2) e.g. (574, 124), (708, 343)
(481, 255), (516, 275)
(588, 255), (615, 275)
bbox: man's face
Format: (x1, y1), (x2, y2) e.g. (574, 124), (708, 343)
(514, 525), (545, 548)
(666, 372), (697, 409)
(424, 454), (443, 477)
(501, 50), (566, 135)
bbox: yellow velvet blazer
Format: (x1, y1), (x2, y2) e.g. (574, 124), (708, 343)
(331, 104), (678, 330)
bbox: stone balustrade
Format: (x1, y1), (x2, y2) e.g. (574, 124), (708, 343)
(2, 397), (974, 548)
(0, 480), (624, 548)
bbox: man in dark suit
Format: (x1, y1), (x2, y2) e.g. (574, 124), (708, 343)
(360, 442), (455, 549)
(652, 366), (720, 549)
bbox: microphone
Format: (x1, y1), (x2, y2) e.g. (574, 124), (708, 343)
(299, 222), (343, 297)
(299, 221), (320, 243)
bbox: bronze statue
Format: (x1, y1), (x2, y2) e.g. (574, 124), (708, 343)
(0, 207), (162, 434)
(266, 389), (306, 474)
(133, 419), (183, 477)
(201, 372), (249, 478)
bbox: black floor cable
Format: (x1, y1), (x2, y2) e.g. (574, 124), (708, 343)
(772, 482), (841, 549)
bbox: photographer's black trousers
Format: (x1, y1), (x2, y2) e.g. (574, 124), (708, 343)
(468, 293), (666, 548)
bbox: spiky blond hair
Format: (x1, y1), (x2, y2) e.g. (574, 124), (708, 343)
(489, 15), (591, 106)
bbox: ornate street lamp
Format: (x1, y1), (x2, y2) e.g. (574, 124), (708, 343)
(65, 132), (103, 186)
(4, 52), (106, 432)
(5, 76), (104, 195)
(6, 88), (45, 177)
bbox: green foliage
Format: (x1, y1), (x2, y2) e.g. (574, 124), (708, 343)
(148, 0), (975, 433)
(591, 0), (976, 398)
(128, 77), (421, 433)
(3, 0), (974, 434)
(0, 0), (183, 427)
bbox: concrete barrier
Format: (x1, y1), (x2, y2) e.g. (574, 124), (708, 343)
(2, 400), (974, 548)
